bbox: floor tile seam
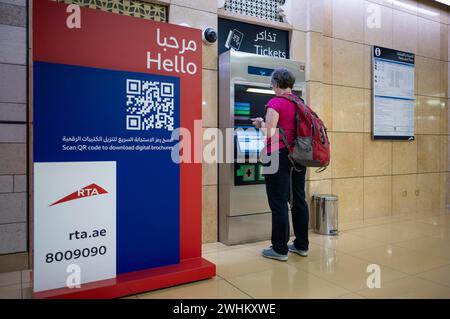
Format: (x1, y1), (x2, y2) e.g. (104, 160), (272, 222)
(331, 241), (393, 256)
(202, 246), (262, 259)
(412, 274), (450, 289)
(339, 219), (412, 233)
(312, 234), (386, 254)
(134, 277), (225, 299)
(390, 241), (450, 261)
(396, 219), (450, 229)
(212, 259), (299, 282)
(222, 259), (335, 284)
(339, 231), (393, 244)
(411, 262), (450, 278)
(346, 249), (450, 278)
(350, 274), (418, 295)
(220, 277), (256, 300)
(297, 253), (412, 289)
(343, 250), (417, 277)
(413, 219), (450, 230)
(292, 268), (357, 296)
(344, 231), (436, 245)
(279, 257), (361, 295)
(330, 244), (389, 261)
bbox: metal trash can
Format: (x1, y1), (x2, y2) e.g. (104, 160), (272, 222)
(312, 195), (339, 235)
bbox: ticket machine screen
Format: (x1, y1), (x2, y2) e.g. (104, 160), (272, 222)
(234, 84), (272, 127)
(234, 84), (302, 126)
(236, 129), (265, 154)
(233, 84), (302, 186)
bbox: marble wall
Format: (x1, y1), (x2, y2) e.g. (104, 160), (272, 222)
(0, 0), (28, 272)
(309, 0), (450, 225)
(166, 0), (450, 242)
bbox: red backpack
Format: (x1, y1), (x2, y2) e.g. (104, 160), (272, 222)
(278, 94), (330, 172)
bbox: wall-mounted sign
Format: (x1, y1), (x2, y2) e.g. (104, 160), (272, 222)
(33, 0), (214, 298)
(218, 18), (289, 59)
(372, 46), (415, 140)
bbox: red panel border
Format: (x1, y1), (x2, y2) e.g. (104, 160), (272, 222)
(33, 258), (215, 299)
(32, 0), (214, 298)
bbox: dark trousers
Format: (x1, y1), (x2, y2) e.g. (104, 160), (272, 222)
(264, 148), (309, 255)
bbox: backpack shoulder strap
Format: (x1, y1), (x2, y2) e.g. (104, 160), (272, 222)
(272, 94), (301, 150)
(277, 93), (301, 105)
(278, 94), (319, 118)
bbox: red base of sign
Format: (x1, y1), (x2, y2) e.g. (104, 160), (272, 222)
(33, 258), (216, 299)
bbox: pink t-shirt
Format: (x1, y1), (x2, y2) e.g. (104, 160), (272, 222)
(265, 94), (296, 153)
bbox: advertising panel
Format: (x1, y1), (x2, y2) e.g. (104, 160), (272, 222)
(32, 0), (213, 297)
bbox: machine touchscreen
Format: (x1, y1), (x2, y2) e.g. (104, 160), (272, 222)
(236, 129), (265, 154)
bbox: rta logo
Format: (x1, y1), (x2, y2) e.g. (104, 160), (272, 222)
(78, 188), (100, 197)
(50, 183), (108, 207)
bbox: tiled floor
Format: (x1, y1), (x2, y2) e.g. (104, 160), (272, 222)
(2, 209), (450, 299)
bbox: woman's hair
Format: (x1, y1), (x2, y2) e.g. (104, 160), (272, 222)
(271, 68), (296, 89)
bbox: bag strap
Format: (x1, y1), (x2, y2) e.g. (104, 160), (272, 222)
(278, 127), (291, 150)
(279, 94), (321, 141)
(276, 93), (300, 148)
(278, 94), (319, 118)
(289, 167), (294, 209)
(276, 94), (328, 173)
(275, 94), (305, 173)
(315, 166), (327, 173)
(277, 128), (304, 172)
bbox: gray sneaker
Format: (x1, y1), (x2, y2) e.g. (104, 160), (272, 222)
(262, 247), (288, 261)
(288, 244), (309, 257)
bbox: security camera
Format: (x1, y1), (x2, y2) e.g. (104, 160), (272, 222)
(203, 28), (217, 45)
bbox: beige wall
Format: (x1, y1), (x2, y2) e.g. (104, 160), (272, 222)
(308, 0), (450, 226)
(168, 0), (450, 243)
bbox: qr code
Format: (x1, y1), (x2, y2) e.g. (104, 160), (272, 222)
(126, 79), (175, 131)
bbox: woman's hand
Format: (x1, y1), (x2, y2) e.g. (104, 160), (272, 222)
(251, 117), (264, 129)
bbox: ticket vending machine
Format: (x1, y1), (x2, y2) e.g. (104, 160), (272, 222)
(219, 51), (306, 245)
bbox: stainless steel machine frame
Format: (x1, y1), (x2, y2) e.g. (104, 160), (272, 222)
(219, 51), (306, 245)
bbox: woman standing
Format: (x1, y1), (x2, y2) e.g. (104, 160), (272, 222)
(252, 68), (309, 261)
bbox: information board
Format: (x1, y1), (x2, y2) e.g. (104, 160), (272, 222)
(372, 46), (415, 140)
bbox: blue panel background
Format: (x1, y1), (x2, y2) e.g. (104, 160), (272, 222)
(33, 62), (180, 274)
